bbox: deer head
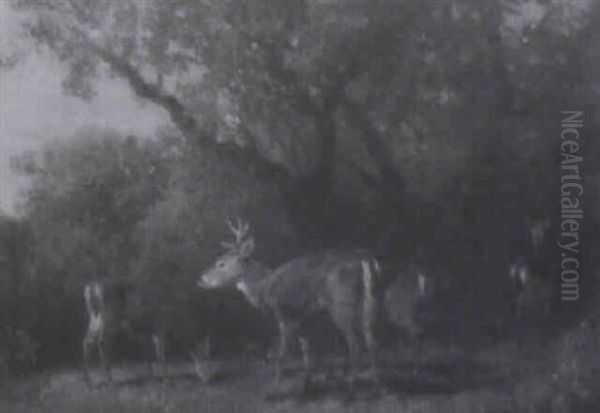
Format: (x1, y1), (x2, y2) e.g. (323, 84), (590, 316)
(198, 218), (255, 289)
(509, 261), (529, 291)
(526, 218), (550, 252)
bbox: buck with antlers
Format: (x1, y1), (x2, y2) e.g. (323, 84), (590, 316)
(82, 279), (166, 386)
(197, 219), (382, 393)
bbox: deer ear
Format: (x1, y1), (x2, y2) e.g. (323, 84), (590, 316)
(239, 238), (255, 258)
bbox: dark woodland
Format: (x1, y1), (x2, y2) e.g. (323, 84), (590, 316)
(0, 1), (598, 412)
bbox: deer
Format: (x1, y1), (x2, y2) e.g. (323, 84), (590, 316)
(508, 261), (553, 322)
(507, 218), (555, 350)
(509, 217), (554, 319)
(526, 217), (550, 255)
(379, 264), (429, 377)
(82, 279), (166, 386)
(197, 219), (382, 394)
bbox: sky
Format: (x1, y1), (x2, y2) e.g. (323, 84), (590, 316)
(0, 2), (168, 215)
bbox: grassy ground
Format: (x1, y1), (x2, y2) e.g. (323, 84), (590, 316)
(1, 343), (574, 413)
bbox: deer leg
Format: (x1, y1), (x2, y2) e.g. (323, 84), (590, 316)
(414, 336), (422, 379)
(143, 335), (154, 377)
(159, 336), (166, 366)
(363, 319), (380, 381)
(343, 329), (361, 397)
(98, 338), (112, 384)
(274, 320), (293, 388)
(152, 333), (166, 378)
(82, 335), (93, 386)
(408, 327), (423, 379)
(514, 302), (525, 351)
(298, 336), (313, 391)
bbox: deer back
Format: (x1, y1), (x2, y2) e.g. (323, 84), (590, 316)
(259, 250), (377, 323)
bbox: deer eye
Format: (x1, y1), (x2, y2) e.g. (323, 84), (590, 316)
(217, 260), (227, 270)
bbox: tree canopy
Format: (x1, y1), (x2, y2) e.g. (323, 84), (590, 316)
(12, 0), (598, 251)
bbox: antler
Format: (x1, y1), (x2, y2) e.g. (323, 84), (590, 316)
(227, 218), (249, 243)
(221, 218), (252, 254)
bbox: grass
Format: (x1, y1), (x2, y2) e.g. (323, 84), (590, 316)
(1, 335), (598, 413)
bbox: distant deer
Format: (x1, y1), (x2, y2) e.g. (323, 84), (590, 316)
(525, 217), (550, 255)
(508, 261), (553, 322)
(509, 217), (553, 322)
(82, 279), (166, 386)
(380, 265), (429, 375)
(197, 219), (381, 393)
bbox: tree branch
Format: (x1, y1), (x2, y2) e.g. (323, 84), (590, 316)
(89, 44), (291, 187)
(92, 45), (199, 140)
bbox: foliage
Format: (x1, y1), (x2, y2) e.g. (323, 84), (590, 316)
(6, 129), (176, 365)
(549, 283), (600, 410)
(0, 215), (38, 376)
(11, 0), (599, 250)
(5, 126), (292, 366)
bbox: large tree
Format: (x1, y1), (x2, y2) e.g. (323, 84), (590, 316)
(12, 0), (599, 252)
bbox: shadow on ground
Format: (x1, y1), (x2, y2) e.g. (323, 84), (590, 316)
(262, 353), (507, 404)
(1, 353), (525, 413)
(92, 364), (245, 389)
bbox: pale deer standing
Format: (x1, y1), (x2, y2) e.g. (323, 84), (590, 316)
(82, 279), (166, 386)
(197, 219), (381, 393)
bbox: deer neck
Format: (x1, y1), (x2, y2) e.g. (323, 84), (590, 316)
(235, 261), (271, 309)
